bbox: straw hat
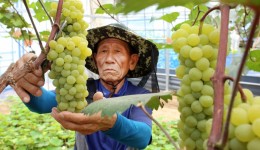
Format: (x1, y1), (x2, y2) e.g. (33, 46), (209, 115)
(85, 23), (159, 78)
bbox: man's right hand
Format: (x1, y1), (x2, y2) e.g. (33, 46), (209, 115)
(15, 53), (45, 103)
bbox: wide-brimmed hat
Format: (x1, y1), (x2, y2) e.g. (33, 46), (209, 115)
(85, 23), (159, 78)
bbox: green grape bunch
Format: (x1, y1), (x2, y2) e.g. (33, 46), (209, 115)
(221, 88), (260, 150)
(47, 0), (92, 112)
(172, 23), (220, 150)
(174, 22), (260, 150)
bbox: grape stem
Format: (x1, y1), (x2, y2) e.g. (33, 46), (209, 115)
(207, 4), (230, 150)
(0, 0), (64, 94)
(199, 6), (220, 34)
(221, 8), (260, 148)
(224, 76), (247, 102)
(138, 103), (180, 150)
(192, 6), (203, 26)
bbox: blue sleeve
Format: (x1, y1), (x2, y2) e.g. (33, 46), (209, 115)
(103, 113), (152, 149)
(24, 87), (57, 114)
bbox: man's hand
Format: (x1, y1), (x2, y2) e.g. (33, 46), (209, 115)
(15, 53), (45, 103)
(51, 91), (117, 135)
(51, 107), (117, 135)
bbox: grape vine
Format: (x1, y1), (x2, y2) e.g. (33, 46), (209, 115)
(0, 0), (63, 95)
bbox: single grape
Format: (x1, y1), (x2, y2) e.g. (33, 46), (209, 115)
(180, 45), (192, 58)
(67, 75), (76, 84)
(229, 138), (247, 150)
(196, 57), (210, 71)
(190, 80), (203, 92)
(231, 107), (249, 126)
(202, 45), (214, 58)
(187, 34), (200, 47)
(199, 95), (213, 108)
(189, 47), (203, 61)
(201, 85), (214, 96)
(58, 102), (69, 111)
(176, 65), (186, 79)
(57, 37), (68, 46)
(247, 138), (260, 150)
(199, 34), (209, 45)
(191, 101), (203, 113)
(209, 29), (220, 44)
(252, 118), (260, 137)
(202, 68), (215, 81)
(248, 105), (260, 123)
(64, 55), (72, 63)
(49, 40), (57, 49)
(55, 44), (64, 53)
(189, 68), (202, 81)
(234, 124), (255, 142)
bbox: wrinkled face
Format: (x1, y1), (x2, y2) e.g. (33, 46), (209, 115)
(94, 38), (139, 82)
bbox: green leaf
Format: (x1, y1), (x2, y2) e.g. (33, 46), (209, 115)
(117, 0), (209, 14)
(95, 4), (114, 14)
(11, 19), (24, 27)
(154, 43), (173, 49)
(153, 12), (179, 23)
(49, 137), (63, 147)
(82, 91), (175, 117)
(29, 1), (52, 22)
(189, 4), (208, 24)
(95, 3), (124, 15)
(246, 50), (260, 72)
(40, 30), (51, 35)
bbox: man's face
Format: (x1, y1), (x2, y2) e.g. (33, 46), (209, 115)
(94, 38), (138, 82)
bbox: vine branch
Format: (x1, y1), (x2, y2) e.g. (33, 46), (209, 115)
(207, 4), (230, 150)
(224, 76), (247, 101)
(138, 103), (180, 150)
(0, 0), (64, 94)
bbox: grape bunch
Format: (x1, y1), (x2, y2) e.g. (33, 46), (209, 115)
(173, 23), (219, 150)
(219, 88), (260, 150)
(47, 0), (92, 112)
(174, 23), (260, 150)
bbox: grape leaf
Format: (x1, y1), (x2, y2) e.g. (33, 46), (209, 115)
(246, 50), (260, 72)
(117, 0), (209, 14)
(82, 91), (175, 117)
(95, 4), (114, 14)
(95, 3), (124, 15)
(150, 12), (179, 23)
(29, 1), (52, 22)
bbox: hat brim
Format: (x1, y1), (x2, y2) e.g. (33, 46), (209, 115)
(85, 24), (159, 78)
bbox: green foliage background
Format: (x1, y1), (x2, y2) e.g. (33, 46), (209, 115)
(0, 96), (75, 150)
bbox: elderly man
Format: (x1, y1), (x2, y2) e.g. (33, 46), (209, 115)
(15, 24), (159, 150)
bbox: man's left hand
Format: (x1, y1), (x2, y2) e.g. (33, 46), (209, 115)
(51, 107), (117, 135)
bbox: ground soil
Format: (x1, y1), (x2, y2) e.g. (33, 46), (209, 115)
(152, 96), (180, 122)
